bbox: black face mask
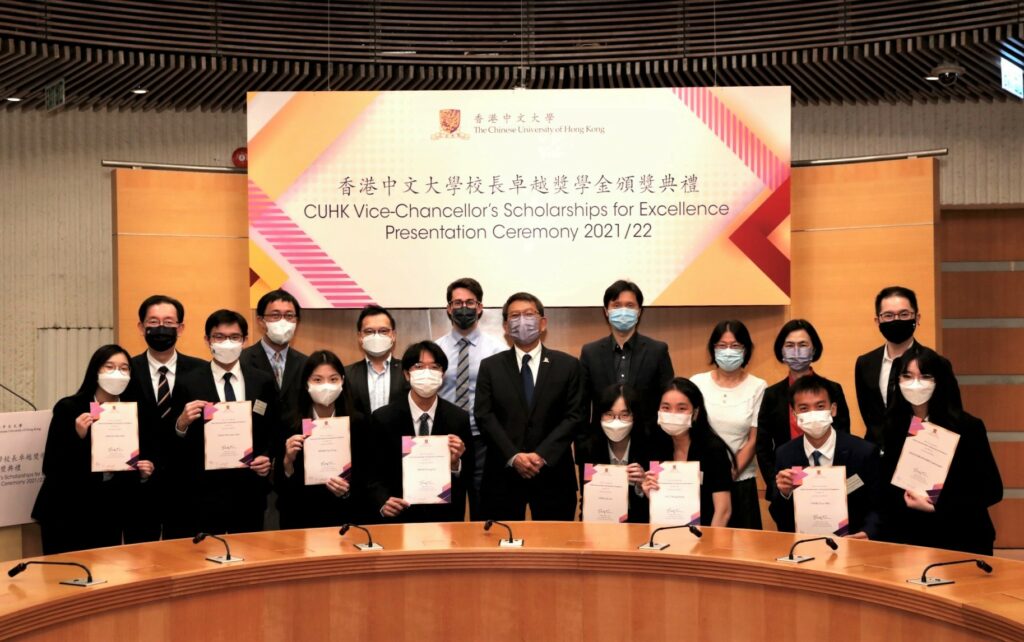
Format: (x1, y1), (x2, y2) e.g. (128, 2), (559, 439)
(145, 326), (178, 352)
(451, 307), (479, 330)
(879, 318), (916, 344)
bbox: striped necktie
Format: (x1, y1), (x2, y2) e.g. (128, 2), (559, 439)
(454, 338), (471, 411)
(156, 366), (171, 419)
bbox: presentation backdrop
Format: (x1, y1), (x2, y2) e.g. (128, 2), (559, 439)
(247, 87), (791, 308)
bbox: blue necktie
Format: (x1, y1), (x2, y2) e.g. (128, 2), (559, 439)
(521, 354), (534, 407)
(223, 372), (236, 402)
(811, 450), (822, 466)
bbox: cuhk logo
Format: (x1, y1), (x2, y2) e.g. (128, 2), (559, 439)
(432, 109), (469, 140)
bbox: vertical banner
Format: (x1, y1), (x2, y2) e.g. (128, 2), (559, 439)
(248, 87), (790, 308)
(0, 410), (50, 527)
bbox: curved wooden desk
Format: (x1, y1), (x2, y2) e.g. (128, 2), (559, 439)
(1, 523), (1022, 641)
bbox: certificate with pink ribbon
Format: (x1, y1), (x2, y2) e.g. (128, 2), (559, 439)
(648, 460), (701, 526)
(89, 402), (139, 472)
(890, 419), (959, 502)
(302, 417), (351, 486)
(794, 465), (849, 536)
(581, 464), (629, 523)
(203, 401), (253, 470)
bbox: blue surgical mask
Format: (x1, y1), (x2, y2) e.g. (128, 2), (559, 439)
(714, 348), (745, 372)
(607, 308), (639, 332)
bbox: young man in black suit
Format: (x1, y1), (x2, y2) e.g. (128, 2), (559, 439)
(854, 285), (961, 448)
(128, 294), (208, 542)
(345, 305), (407, 416)
(241, 289), (308, 426)
(476, 292), (585, 521)
(770, 374), (882, 539)
(364, 341), (473, 523)
(168, 309), (279, 538)
(578, 280), (674, 449)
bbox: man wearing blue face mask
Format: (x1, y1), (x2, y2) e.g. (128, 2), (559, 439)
(475, 292), (584, 520)
(578, 281), (674, 472)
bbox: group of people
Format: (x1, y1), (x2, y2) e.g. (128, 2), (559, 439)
(33, 280), (1003, 557)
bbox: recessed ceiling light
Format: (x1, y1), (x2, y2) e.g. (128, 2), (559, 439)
(131, 86), (148, 95)
(6, 96), (21, 102)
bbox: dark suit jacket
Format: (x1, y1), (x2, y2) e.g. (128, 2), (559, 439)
(241, 342), (308, 440)
(579, 332), (674, 441)
(167, 363), (281, 535)
(475, 346), (584, 494)
(854, 342), (962, 447)
(768, 430), (882, 539)
(756, 374), (850, 500)
(344, 357), (407, 417)
(578, 431), (650, 523)
(364, 396), (473, 523)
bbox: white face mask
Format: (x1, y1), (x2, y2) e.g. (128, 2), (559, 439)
(308, 382), (342, 406)
(900, 379), (936, 406)
(409, 369), (443, 397)
(796, 409), (833, 440)
(97, 371), (130, 396)
(658, 411), (692, 436)
(210, 339), (243, 364)
(361, 333), (394, 358)
(600, 419), (633, 443)
(264, 319), (296, 345)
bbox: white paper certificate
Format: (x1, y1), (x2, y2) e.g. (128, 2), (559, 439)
(582, 464), (629, 523)
(648, 461), (701, 525)
(302, 417), (352, 486)
(890, 418), (960, 502)
(401, 436), (451, 505)
(793, 465), (850, 536)
(203, 401), (254, 470)
(90, 402), (140, 472)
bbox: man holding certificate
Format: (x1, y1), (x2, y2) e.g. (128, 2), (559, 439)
(770, 375), (882, 539)
(365, 341), (473, 523)
(169, 310), (279, 538)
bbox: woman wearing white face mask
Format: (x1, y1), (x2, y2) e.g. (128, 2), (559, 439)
(642, 378), (733, 527)
(880, 346), (1003, 555)
(32, 344), (155, 554)
(579, 384), (649, 522)
(690, 320), (766, 529)
(276, 350), (367, 529)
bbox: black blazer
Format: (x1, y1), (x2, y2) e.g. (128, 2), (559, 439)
(475, 347), (584, 488)
(241, 342), (308, 434)
(344, 357), (407, 417)
(854, 343), (962, 446)
(578, 430), (650, 523)
(755, 374), (850, 500)
(579, 332), (674, 440)
(768, 430), (882, 539)
(880, 410), (1002, 556)
(363, 396), (474, 523)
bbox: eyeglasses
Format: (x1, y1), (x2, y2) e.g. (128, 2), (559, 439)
(508, 312), (539, 322)
(263, 312), (298, 322)
(601, 411), (633, 421)
(410, 363), (443, 372)
(449, 299), (479, 309)
(210, 333), (244, 342)
(714, 343), (744, 351)
(879, 310), (915, 322)
(100, 362), (130, 375)
(361, 328), (394, 338)
(144, 319), (179, 328)
(899, 373), (935, 383)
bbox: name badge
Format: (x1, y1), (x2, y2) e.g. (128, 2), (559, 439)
(846, 474), (864, 494)
(253, 400), (268, 416)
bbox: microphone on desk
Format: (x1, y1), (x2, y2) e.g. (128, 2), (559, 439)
(907, 558), (993, 587)
(193, 532), (243, 564)
(637, 524), (703, 551)
(776, 536), (838, 564)
(7, 560), (106, 587)
(339, 523), (383, 551)
(483, 520), (524, 547)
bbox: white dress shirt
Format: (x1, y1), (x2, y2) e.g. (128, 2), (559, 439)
(211, 360), (246, 402)
(367, 355), (392, 413)
(147, 349), (178, 399)
(513, 342), (543, 384)
(803, 428), (837, 467)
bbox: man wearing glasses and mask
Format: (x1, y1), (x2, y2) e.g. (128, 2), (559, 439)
(242, 289), (308, 426)
(346, 304), (407, 416)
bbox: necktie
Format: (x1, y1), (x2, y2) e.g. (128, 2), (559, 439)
(156, 366), (171, 419)
(811, 450), (823, 466)
(271, 351), (284, 388)
(418, 412), (430, 436)
(521, 354), (534, 408)
(886, 356), (902, 408)
(454, 338), (471, 411)
(223, 372), (236, 402)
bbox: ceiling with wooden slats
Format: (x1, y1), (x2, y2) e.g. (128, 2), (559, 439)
(0, 0), (1022, 111)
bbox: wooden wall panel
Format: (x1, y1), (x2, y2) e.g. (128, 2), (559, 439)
(944, 328), (1024, 376)
(940, 209), (1024, 262)
(993, 442), (1024, 490)
(942, 272), (1024, 319)
(993, 499), (1024, 549)
(960, 386), (1024, 432)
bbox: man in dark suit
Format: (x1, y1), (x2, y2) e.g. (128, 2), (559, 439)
(364, 341), (473, 524)
(476, 292), (584, 521)
(127, 294), (208, 542)
(168, 309), (279, 538)
(579, 280), (673, 446)
(241, 289), (308, 427)
(854, 285), (961, 448)
(345, 305), (407, 417)
(770, 374), (882, 540)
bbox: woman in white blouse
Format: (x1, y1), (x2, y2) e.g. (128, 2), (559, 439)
(691, 320), (767, 529)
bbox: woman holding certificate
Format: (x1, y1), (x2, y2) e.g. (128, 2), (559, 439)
(277, 350), (365, 529)
(32, 345), (153, 554)
(642, 378), (733, 527)
(880, 346), (1003, 555)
